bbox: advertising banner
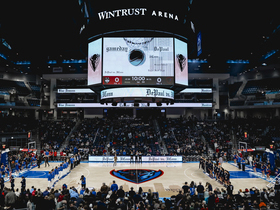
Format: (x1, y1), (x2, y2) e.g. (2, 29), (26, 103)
(89, 156), (182, 162)
(57, 103), (212, 108)
(100, 87), (174, 100)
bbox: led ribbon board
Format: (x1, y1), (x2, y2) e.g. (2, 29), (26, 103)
(100, 87), (174, 100)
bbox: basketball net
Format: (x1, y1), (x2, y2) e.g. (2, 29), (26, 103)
(123, 38), (154, 51)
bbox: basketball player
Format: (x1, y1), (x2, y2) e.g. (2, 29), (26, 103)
(253, 160), (257, 173)
(224, 170), (230, 186)
(139, 151), (142, 164)
(135, 151), (139, 163)
(130, 151), (134, 164)
(54, 166), (59, 183)
(47, 171), (52, 188)
(113, 154), (117, 167)
(214, 164), (219, 180)
(58, 163), (63, 180)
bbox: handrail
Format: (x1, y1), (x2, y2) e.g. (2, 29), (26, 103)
(267, 173), (280, 188)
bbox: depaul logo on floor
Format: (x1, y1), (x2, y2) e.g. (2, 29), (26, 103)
(110, 169), (164, 184)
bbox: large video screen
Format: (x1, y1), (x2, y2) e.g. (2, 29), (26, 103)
(103, 37), (174, 85)
(87, 37), (189, 86)
(88, 38), (102, 85)
(174, 38), (188, 86)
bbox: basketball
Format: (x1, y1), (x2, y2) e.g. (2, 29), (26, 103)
(128, 49), (146, 66)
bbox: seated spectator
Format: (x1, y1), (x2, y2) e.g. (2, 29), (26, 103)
(69, 187), (79, 199)
(75, 194), (84, 208)
(129, 187), (136, 199)
(117, 186), (125, 199)
(42, 188), (50, 197)
(56, 199), (67, 210)
(91, 189), (96, 197)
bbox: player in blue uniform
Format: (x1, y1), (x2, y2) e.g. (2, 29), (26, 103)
(61, 162), (66, 177)
(47, 171), (52, 188)
(51, 169), (55, 188)
(54, 166), (59, 183)
(59, 164), (63, 180)
(15, 160), (20, 175)
(65, 160), (69, 174)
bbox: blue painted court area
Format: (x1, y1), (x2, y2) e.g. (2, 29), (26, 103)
(22, 171), (49, 178)
(229, 171), (259, 179)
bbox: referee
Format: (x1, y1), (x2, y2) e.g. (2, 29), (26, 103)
(135, 151), (139, 163)
(130, 151), (134, 164)
(44, 150), (50, 167)
(139, 151), (142, 164)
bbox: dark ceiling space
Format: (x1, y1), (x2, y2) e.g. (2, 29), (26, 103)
(0, 0), (279, 75)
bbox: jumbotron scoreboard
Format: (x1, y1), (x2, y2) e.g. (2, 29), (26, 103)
(82, 2), (195, 104)
(87, 37), (188, 103)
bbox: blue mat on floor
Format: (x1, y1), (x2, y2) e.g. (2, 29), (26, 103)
(228, 171), (259, 179)
(21, 171), (49, 178)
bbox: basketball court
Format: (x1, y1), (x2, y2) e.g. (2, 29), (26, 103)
(8, 161), (272, 197)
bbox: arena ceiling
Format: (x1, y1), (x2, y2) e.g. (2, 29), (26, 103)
(0, 0), (279, 74)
